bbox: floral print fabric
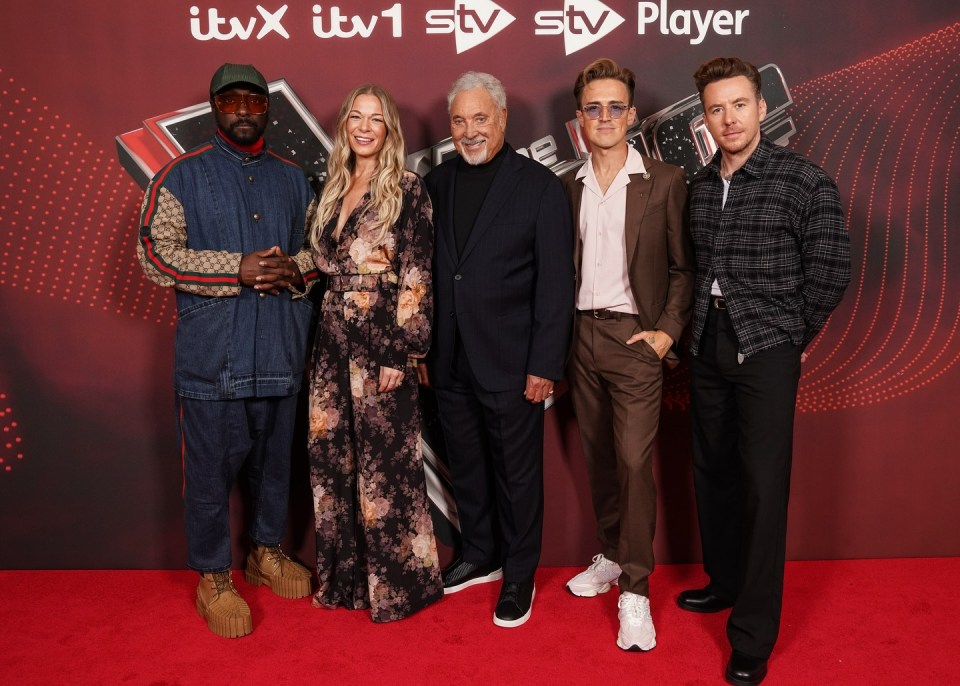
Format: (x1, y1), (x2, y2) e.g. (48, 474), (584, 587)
(308, 172), (442, 622)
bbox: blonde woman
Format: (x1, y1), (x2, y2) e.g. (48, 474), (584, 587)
(306, 84), (441, 621)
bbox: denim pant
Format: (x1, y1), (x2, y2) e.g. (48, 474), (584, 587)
(176, 394), (298, 573)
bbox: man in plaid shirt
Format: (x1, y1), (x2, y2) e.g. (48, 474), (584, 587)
(677, 57), (851, 686)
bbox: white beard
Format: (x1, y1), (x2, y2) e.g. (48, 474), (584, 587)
(457, 138), (489, 165)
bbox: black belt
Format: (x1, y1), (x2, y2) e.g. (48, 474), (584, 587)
(578, 309), (641, 321)
(710, 296), (727, 310)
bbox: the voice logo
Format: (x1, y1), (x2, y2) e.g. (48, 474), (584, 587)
(535, 0), (625, 56)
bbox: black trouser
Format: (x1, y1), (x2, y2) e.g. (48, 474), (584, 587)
(434, 340), (544, 583)
(690, 305), (801, 659)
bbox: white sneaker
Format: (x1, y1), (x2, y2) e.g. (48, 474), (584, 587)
(565, 553), (622, 597)
(617, 592), (656, 651)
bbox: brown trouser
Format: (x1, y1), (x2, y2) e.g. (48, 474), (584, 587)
(568, 313), (663, 596)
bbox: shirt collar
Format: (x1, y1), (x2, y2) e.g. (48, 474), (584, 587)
(214, 130), (266, 159)
(705, 134), (772, 179)
(576, 145), (647, 181)
(625, 145), (647, 175)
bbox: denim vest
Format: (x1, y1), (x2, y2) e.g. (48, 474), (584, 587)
(164, 137), (315, 400)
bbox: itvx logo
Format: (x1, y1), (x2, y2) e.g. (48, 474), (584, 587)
(190, 4), (290, 40)
(188, 2), (750, 50)
(190, 4), (403, 40)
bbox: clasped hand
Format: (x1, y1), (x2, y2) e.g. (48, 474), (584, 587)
(239, 246), (303, 295)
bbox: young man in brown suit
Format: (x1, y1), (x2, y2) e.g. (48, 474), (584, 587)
(561, 58), (694, 651)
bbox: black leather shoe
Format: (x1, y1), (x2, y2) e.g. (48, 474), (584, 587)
(725, 651), (767, 685)
(441, 557), (503, 594)
(676, 588), (733, 613)
(493, 580), (535, 628)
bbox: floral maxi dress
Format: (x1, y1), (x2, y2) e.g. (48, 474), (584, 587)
(308, 172), (442, 622)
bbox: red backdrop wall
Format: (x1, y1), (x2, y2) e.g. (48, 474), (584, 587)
(1, 0), (958, 569)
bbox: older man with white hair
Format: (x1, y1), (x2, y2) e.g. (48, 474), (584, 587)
(421, 72), (574, 627)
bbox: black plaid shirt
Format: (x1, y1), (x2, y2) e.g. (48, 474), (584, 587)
(689, 136), (851, 357)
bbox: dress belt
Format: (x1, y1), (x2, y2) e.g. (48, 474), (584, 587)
(577, 308), (641, 321)
(328, 272), (398, 292)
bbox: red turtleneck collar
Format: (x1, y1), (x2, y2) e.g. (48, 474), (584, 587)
(217, 129), (265, 156)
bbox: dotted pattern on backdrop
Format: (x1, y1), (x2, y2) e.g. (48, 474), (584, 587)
(661, 23), (960, 413)
(0, 393), (22, 473)
(0, 67), (176, 328)
(788, 23), (960, 413)
(1, 24), (959, 477)
(0, 67), (175, 474)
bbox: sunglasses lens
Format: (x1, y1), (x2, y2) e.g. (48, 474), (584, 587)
(215, 94), (268, 114)
(246, 95), (268, 114)
(215, 96), (238, 113)
(582, 104), (628, 119)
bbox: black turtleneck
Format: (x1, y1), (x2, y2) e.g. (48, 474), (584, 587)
(453, 143), (509, 258)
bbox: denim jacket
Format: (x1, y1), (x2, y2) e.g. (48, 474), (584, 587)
(138, 135), (319, 400)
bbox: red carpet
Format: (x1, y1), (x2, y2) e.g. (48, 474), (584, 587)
(3, 559), (957, 685)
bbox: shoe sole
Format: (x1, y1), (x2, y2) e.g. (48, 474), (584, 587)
(443, 568), (503, 595)
(493, 587), (536, 628)
(724, 668), (767, 686)
(244, 564), (311, 599)
(617, 636), (656, 652)
(195, 596), (253, 639)
(676, 597), (733, 614)
(566, 579), (617, 597)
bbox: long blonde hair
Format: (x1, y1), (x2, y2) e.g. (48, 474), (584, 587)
(310, 84), (406, 249)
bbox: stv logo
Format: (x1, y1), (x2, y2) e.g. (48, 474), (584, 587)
(426, 0), (516, 54)
(534, 0), (625, 55)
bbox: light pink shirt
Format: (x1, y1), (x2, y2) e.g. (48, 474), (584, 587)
(576, 146), (647, 313)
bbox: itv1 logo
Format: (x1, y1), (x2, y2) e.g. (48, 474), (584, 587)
(187, 1), (751, 51)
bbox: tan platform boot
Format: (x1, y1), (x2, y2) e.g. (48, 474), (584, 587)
(195, 571), (253, 638)
(245, 545), (312, 599)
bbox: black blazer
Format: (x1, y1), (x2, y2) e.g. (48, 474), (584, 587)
(425, 145), (575, 392)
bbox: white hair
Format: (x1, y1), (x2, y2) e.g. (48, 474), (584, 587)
(447, 71), (507, 112)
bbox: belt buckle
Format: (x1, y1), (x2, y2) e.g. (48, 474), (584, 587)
(593, 310), (603, 319)
(713, 297), (726, 310)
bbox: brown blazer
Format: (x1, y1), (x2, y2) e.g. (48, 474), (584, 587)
(561, 154), (695, 361)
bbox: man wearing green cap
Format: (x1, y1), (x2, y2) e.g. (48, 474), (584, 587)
(138, 63), (319, 638)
